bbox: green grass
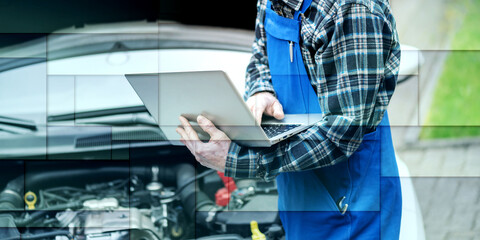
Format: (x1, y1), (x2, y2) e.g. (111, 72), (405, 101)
(420, 0), (480, 139)
(449, 0), (480, 51)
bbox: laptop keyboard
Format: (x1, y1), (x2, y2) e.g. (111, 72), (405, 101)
(261, 124), (301, 139)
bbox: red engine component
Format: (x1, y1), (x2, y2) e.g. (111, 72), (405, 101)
(215, 171), (237, 206)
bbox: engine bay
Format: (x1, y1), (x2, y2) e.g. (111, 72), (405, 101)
(0, 153), (284, 240)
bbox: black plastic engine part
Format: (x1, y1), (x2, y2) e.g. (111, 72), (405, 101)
(0, 176), (24, 210)
(201, 173), (224, 199)
(0, 214), (20, 239)
(175, 164), (216, 220)
(193, 234), (247, 240)
(214, 211), (278, 236)
(266, 224), (284, 240)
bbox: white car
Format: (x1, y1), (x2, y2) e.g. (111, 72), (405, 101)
(0, 21), (425, 240)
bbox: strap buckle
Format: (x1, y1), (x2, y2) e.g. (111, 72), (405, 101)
(337, 196), (348, 215)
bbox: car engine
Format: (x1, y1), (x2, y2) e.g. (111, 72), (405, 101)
(0, 160), (284, 240)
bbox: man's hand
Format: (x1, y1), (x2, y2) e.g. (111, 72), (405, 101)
(246, 92), (284, 124)
(176, 115), (230, 172)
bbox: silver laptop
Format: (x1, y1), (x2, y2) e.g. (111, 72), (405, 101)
(125, 71), (322, 147)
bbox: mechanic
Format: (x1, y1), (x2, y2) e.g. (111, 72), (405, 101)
(176, 0), (402, 239)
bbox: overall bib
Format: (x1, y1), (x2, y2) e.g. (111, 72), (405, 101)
(263, 0), (402, 239)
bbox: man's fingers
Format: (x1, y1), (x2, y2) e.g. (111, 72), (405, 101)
(176, 127), (188, 140)
(247, 97), (264, 125)
(176, 127), (195, 149)
(264, 100), (284, 120)
(246, 98), (255, 110)
(177, 127), (201, 158)
(254, 105), (265, 125)
(272, 100), (285, 120)
(197, 115), (222, 138)
(179, 116), (200, 141)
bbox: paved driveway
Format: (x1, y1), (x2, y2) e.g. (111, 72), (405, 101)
(389, 0), (480, 239)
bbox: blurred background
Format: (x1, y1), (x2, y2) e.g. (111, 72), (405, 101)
(0, 0), (479, 239)
(389, 0), (480, 239)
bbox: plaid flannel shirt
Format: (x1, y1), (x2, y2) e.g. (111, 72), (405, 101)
(225, 0), (401, 181)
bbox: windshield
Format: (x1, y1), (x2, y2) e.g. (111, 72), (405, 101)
(0, 48), (251, 124)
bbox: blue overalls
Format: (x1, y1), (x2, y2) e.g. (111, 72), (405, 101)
(263, 0), (402, 239)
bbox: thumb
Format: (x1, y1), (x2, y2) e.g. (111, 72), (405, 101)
(272, 100), (285, 120)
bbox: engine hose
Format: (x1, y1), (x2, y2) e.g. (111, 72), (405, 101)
(175, 164), (216, 221)
(173, 169), (216, 197)
(13, 200), (83, 227)
(14, 211), (46, 227)
(0, 176), (24, 210)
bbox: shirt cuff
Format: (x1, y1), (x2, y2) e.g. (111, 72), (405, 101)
(224, 142), (261, 179)
(247, 81), (276, 99)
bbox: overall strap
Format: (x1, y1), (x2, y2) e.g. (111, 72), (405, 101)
(294, 0), (313, 19)
(267, 0), (313, 19)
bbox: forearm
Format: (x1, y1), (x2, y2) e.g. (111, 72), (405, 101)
(225, 118), (368, 181)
